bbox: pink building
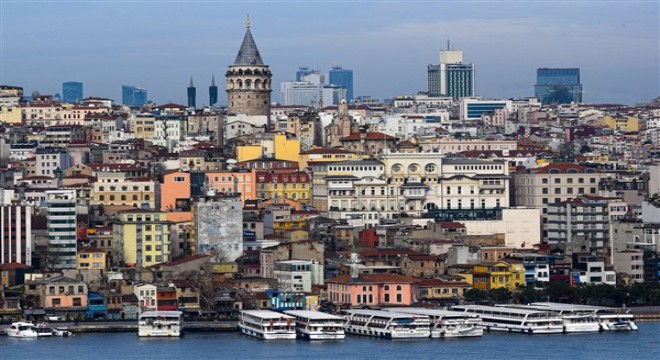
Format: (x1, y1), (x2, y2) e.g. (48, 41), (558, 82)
(205, 169), (256, 204)
(326, 273), (419, 306)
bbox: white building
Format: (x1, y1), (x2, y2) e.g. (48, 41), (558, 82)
(0, 205), (33, 266)
(194, 196), (243, 262)
(46, 190), (77, 269)
(274, 260), (320, 292)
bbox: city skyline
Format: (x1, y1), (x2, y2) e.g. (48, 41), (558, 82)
(0, 1), (657, 105)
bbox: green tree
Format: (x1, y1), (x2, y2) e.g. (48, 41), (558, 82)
(463, 289), (488, 304)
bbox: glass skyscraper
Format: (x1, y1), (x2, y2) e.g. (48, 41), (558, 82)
(328, 66), (353, 102)
(427, 49), (475, 100)
(535, 68), (582, 104)
(62, 81), (83, 103)
(122, 85), (148, 107)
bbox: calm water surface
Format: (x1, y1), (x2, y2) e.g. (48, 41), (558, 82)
(1, 323), (659, 360)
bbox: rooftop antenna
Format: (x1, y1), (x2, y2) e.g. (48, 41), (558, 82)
(447, 40), (450, 51)
(246, 14), (250, 29)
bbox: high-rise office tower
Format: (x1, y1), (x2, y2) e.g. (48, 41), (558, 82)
(122, 85), (148, 107)
(209, 75), (218, 106)
(187, 77), (196, 108)
(226, 16), (272, 120)
(296, 66), (316, 81)
(328, 66), (353, 102)
(427, 45), (475, 100)
(534, 68), (582, 104)
(46, 190), (77, 269)
(62, 81), (83, 103)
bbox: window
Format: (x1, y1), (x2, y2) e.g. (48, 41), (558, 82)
(542, 188), (548, 194)
(554, 188), (561, 194)
(396, 294), (402, 303)
(52, 298), (61, 306)
(554, 178), (560, 184)
(384, 293), (390, 302)
(73, 298), (82, 306)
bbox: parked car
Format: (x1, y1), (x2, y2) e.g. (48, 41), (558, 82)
(46, 314), (66, 322)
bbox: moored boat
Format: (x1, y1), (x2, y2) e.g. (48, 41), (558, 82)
(383, 307), (483, 338)
(138, 310), (184, 337)
(342, 309), (431, 339)
(498, 303), (600, 333)
(451, 305), (564, 334)
(283, 310), (345, 340)
(530, 302), (638, 331)
(238, 310), (297, 340)
(6, 322), (39, 338)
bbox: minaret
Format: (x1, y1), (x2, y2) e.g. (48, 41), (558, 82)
(187, 77), (196, 109)
(226, 16), (273, 125)
(209, 75), (218, 106)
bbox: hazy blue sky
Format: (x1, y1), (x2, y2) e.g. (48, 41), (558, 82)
(1, 0), (657, 105)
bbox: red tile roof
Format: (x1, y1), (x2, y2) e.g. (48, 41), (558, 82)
(299, 148), (355, 155)
(359, 249), (423, 258)
(326, 273), (419, 284)
(528, 162), (598, 174)
(416, 279), (471, 287)
(341, 132), (396, 141)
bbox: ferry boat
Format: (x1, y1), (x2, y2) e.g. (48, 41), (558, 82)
(283, 310), (345, 340)
(342, 309), (431, 339)
(383, 307), (483, 338)
(6, 322), (39, 338)
(530, 302), (638, 331)
(498, 303), (600, 333)
(238, 310), (297, 340)
(138, 311), (184, 337)
(451, 305), (564, 334)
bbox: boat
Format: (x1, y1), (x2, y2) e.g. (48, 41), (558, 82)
(342, 309), (431, 339)
(497, 303), (601, 333)
(383, 307), (483, 338)
(238, 310), (297, 340)
(529, 302), (638, 331)
(451, 305), (564, 334)
(138, 310), (184, 337)
(34, 323), (54, 337)
(6, 322), (39, 338)
(283, 310), (345, 340)
(52, 327), (73, 337)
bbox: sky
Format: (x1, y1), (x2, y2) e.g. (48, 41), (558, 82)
(0, 0), (658, 106)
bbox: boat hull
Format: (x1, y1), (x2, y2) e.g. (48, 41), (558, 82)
(344, 325), (430, 339)
(239, 324), (296, 340)
(298, 330), (345, 340)
(431, 326), (484, 338)
(138, 326), (182, 337)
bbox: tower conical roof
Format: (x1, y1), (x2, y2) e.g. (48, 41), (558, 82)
(233, 20), (264, 66)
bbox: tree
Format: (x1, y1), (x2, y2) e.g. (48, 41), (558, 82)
(463, 289), (488, 304)
(489, 288), (512, 303)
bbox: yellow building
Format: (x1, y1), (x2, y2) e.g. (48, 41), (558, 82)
(256, 171), (311, 204)
(113, 210), (172, 267)
(132, 113), (156, 140)
(472, 261), (524, 291)
(236, 134), (300, 163)
(76, 248), (107, 270)
(298, 148), (358, 170)
(601, 115), (639, 133)
(236, 145), (263, 162)
(91, 179), (160, 209)
(0, 106), (21, 124)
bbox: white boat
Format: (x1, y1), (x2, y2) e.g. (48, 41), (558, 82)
(6, 322), (39, 338)
(451, 305), (564, 334)
(530, 302), (638, 331)
(238, 310), (297, 340)
(499, 303), (600, 333)
(383, 307), (483, 338)
(52, 327), (73, 337)
(284, 310), (345, 340)
(342, 309), (431, 339)
(34, 323), (54, 337)
(138, 311), (184, 337)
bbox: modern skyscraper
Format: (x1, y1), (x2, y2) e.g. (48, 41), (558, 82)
(46, 190), (77, 269)
(226, 16), (272, 121)
(209, 75), (218, 106)
(62, 81), (83, 103)
(296, 66), (317, 81)
(427, 46), (475, 100)
(187, 77), (196, 108)
(535, 68), (582, 104)
(328, 66), (353, 102)
(122, 85), (148, 107)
